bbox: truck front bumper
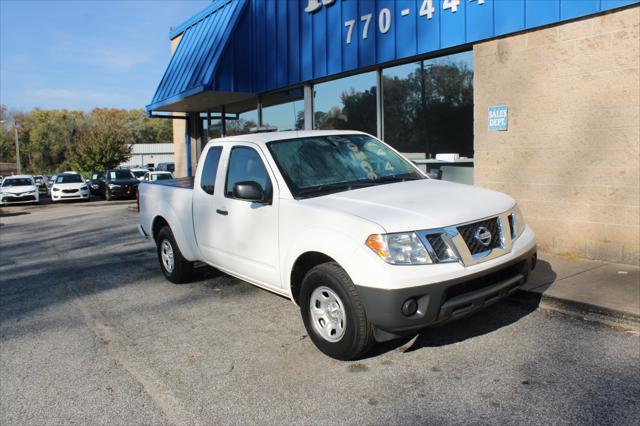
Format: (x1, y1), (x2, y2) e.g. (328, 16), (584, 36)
(355, 246), (537, 339)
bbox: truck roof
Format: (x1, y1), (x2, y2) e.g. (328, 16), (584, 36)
(211, 130), (368, 146)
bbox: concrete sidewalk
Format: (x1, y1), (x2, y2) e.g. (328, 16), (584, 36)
(516, 253), (640, 327)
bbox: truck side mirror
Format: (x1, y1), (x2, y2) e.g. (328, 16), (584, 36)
(233, 181), (265, 203)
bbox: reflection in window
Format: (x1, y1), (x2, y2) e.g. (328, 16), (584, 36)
(313, 72), (376, 135)
(382, 51), (474, 184)
(263, 88), (304, 131)
(225, 147), (272, 197)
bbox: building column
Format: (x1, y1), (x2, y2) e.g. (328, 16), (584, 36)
(304, 84), (314, 130)
(376, 68), (384, 140)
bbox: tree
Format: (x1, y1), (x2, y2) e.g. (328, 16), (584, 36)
(224, 118), (257, 136)
(72, 109), (132, 173)
(18, 109), (86, 173)
(0, 105), (16, 163)
(126, 109), (172, 144)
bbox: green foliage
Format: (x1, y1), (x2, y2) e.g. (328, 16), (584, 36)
(313, 62), (474, 157)
(72, 109), (133, 174)
(0, 105), (172, 174)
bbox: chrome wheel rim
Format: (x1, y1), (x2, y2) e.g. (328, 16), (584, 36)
(309, 286), (346, 342)
(161, 240), (174, 273)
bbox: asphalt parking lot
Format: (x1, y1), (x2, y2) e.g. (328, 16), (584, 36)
(1, 199), (639, 425)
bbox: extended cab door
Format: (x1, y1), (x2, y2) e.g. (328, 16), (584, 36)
(192, 145), (224, 262)
(210, 143), (280, 289)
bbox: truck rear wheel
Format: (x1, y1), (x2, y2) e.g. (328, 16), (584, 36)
(156, 226), (193, 284)
(300, 262), (374, 360)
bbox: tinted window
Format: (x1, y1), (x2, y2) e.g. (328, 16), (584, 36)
(132, 171), (146, 178)
(108, 170), (134, 180)
(225, 147), (271, 198)
(153, 173), (173, 181)
(200, 147), (222, 195)
(2, 178), (33, 187)
(56, 174), (83, 184)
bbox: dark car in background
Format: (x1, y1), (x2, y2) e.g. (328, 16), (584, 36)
(95, 169), (139, 201)
(87, 172), (103, 196)
(33, 175), (48, 195)
(155, 162), (174, 173)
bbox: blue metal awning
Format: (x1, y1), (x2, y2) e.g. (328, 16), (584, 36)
(146, 0), (249, 112)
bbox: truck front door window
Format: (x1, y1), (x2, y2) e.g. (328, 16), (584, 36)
(225, 147), (272, 201)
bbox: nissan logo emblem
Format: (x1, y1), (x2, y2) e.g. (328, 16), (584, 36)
(474, 226), (492, 246)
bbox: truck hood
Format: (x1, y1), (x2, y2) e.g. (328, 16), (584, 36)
(301, 179), (515, 232)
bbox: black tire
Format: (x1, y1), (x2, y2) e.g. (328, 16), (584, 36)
(300, 262), (374, 360)
(105, 189), (112, 201)
(156, 226), (193, 284)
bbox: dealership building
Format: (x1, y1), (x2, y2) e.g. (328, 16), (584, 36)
(147, 0), (639, 264)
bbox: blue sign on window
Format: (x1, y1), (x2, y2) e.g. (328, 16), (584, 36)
(488, 105), (508, 131)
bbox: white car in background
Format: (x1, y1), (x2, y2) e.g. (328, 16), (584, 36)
(131, 168), (150, 181)
(142, 171), (175, 182)
(50, 172), (90, 202)
(0, 175), (39, 206)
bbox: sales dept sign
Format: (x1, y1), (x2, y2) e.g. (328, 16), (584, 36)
(488, 106), (508, 131)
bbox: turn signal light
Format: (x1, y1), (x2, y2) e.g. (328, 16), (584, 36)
(365, 234), (388, 259)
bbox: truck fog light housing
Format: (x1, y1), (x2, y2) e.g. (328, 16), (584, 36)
(402, 299), (418, 316)
(365, 232), (432, 265)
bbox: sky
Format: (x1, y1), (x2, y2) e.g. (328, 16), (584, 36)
(0, 0), (210, 112)
(0, 0), (472, 131)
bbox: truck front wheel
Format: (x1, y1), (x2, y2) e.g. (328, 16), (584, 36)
(156, 226), (193, 284)
(300, 262), (374, 360)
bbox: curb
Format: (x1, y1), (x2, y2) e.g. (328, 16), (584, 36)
(511, 289), (640, 331)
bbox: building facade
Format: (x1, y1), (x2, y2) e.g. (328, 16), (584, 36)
(119, 143), (175, 169)
(147, 0), (639, 264)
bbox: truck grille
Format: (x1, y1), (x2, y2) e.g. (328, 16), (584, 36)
(457, 217), (502, 255)
(426, 234), (450, 261)
(62, 189), (78, 193)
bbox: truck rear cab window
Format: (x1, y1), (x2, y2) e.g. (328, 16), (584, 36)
(200, 146), (223, 195)
(225, 146), (272, 200)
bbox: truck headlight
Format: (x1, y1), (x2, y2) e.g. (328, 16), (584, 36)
(365, 232), (433, 265)
(510, 204), (526, 240)
(80, 186), (88, 191)
(52, 187), (60, 192)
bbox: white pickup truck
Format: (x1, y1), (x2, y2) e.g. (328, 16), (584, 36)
(138, 130), (536, 360)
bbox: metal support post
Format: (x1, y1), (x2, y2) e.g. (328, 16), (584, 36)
(376, 68), (384, 140)
(304, 84), (314, 130)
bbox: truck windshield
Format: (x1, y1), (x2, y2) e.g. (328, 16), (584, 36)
(267, 134), (424, 198)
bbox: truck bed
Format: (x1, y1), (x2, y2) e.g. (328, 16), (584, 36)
(145, 176), (194, 189)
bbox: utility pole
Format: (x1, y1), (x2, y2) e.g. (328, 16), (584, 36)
(14, 125), (21, 174)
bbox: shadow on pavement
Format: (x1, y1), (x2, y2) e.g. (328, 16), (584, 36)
(0, 210), (30, 218)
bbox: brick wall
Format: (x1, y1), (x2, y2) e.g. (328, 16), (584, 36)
(474, 6), (639, 264)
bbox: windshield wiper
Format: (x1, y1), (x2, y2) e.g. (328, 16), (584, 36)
(297, 179), (376, 196)
(374, 174), (423, 183)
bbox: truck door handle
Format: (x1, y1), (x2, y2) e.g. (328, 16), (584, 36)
(216, 209), (228, 216)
